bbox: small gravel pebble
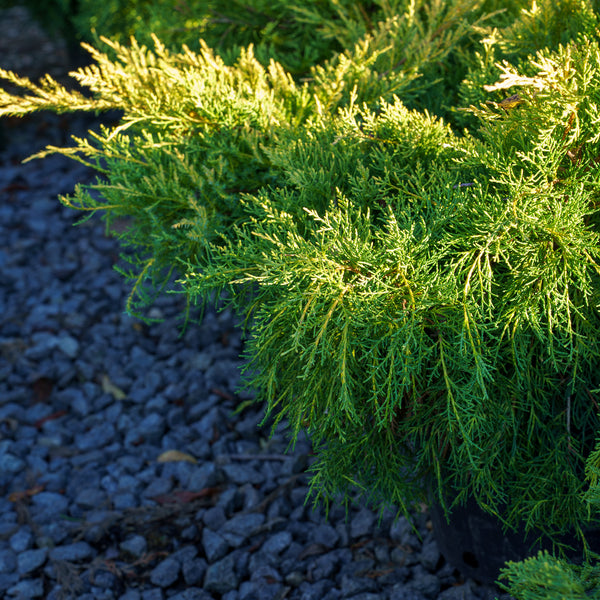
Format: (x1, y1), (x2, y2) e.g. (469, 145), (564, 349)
(17, 548), (47, 575)
(7, 578), (45, 598)
(204, 554), (239, 594)
(49, 542), (95, 562)
(202, 528), (229, 563)
(120, 535), (148, 558)
(9, 530), (33, 553)
(169, 590), (213, 600)
(30, 492), (69, 516)
(182, 558), (207, 586)
(0, 549), (17, 574)
(150, 557), (180, 587)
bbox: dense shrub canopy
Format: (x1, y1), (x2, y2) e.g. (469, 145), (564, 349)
(2, 1), (600, 595)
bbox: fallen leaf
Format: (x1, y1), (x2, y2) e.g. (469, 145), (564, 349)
(34, 410), (67, 429)
(298, 543), (328, 560)
(9, 484), (45, 502)
(31, 376), (54, 403)
(101, 374), (127, 400)
(152, 487), (221, 505)
(157, 450), (197, 464)
(365, 568), (395, 579)
(210, 387), (234, 401)
(1, 181), (30, 194)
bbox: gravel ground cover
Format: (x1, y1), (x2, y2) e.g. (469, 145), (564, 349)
(0, 110), (519, 600)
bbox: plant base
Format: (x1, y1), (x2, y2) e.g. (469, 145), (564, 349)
(429, 493), (600, 585)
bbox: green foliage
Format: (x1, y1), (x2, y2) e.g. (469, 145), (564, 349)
(3, 0), (600, 595)
(0, 34), (308, 317)
(68, 0), (349, 75)
(498, 550), (600, 599)
(497, 0), (598, 58)
(455, 0), (599, 127)
(5, 0), (481, 80)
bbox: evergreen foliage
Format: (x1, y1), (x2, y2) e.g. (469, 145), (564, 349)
(2, 1), (600, 597)
(498, 550), (600, 599)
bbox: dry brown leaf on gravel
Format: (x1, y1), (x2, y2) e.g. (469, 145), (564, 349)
(152, 488), (222, 505)
(101, 373), (127, 400)
(156, 450), (198, 464)
(8, 484), (45, 503)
